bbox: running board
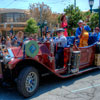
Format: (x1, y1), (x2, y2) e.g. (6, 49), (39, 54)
(55, 67), (67, 74)
(55, 66), (98, 78)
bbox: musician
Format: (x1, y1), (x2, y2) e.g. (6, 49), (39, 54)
(75, 20), (83, 40)
(54, 28), (67, 69)
(61, 14), (68, 37)
(75, 20), (89, 47)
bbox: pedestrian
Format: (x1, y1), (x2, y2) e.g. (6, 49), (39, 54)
(29, 34), (34, 40)
(1, 36), (6, 45)
(17, 31), (24, 43)
(44, 31), (53, 42)
(33, 34), (38, 41)
(12, 31), (24, 46)
(6, 36), (11, 47)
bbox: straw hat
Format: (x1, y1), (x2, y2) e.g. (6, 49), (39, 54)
(56, 28), (65, 32)
(77, 20), (83, 24)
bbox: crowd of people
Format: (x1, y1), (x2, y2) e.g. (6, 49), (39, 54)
(0, 14), (99, 69)
(41, 15), (100, 68)
(42, 14), (100, 48)
(0, 31), (39, 48)
(0, 14), (99, 49)
(0, 31), (23, 47)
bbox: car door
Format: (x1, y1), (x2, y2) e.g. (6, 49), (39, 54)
(79, 45), (95, 68)
(79, 47), (89, 66)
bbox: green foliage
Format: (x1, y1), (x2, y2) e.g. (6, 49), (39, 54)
(64, 5), (83, 28)
(58, 5), (99, 34)
(89, 13), (99, 30)
(64, 5), (83, 35)
(25, 18), (39, 34)
(82, 11), (91, 21)
(58, 15), (62, 24)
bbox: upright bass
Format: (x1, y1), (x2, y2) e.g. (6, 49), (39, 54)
(79, 26), (89, 47)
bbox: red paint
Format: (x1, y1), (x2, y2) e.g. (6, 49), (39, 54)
(9, 42), (97, 78)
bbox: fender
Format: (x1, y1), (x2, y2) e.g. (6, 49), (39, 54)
(8, 56), (54, 71)
(8, 56), (63, 77)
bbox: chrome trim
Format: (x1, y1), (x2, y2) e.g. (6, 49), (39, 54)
(0, 60), (3, 62)
(0, 44), (7, 50)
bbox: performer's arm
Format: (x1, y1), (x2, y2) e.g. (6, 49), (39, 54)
(87, 25), (91, 32)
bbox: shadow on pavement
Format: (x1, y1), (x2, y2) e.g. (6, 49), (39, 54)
(0, 69), (99, 100)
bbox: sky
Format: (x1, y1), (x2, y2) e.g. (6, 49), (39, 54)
(0, 0), (99, 13)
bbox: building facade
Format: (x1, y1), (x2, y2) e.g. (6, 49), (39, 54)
(0, 8), (30, 35)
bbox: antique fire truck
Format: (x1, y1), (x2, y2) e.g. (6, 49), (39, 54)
(0, 36), (99, 97)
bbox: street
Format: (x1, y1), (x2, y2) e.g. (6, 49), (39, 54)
(0, 69), (100, 100)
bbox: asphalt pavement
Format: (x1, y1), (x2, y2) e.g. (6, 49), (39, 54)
(0, 69), (100, 100)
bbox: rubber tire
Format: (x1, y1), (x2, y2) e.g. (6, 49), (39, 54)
(17, 67), (39, 98)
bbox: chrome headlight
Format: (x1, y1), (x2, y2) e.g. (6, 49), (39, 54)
(0, 52), (3, 58)
(3, 55), (11, 64)
(3, 49), (14, 64)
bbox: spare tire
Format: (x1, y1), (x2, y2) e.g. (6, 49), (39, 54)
(25, 40), (39, 58)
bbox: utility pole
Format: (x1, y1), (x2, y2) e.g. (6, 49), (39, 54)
(74, 0), (76, 9)
(40, 5), (42, 37)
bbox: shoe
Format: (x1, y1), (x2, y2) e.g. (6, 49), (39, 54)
(71, 68), (79, 73)
(56, 66), (65, 69)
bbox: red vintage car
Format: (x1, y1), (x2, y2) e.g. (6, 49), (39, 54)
(0, 36), (99, 97)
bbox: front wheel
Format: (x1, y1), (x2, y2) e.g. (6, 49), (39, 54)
(17, 67), (39, 97)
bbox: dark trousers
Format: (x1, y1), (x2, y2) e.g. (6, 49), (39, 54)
(55, 47), (64, 68)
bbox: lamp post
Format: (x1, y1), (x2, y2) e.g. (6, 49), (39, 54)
(39, 4), (48, 37)
(44, 20), (47, 36)
(89, 0), (100, 29)
(89, 0), (94, 13)
(10, 25), (13, 36)
(99, 0), (100, 29)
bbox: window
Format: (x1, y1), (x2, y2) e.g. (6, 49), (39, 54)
(0, 12), (28, 23)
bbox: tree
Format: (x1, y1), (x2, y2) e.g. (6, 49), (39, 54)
(82, 11), (91, 22)
(64, 5), (83, 28)
(29, 3), (52, 26)
(25, 18), (39, 34)
(29, 2), (59, 30)
(50, 13), (59, 28)
(89, 13), (99, 30)
(64, 5), (83, 35)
